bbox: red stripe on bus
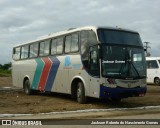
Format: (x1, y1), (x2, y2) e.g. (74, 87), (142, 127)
(38, 58), (52, 91)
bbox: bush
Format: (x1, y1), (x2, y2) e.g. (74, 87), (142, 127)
(0, 62), (11, 77)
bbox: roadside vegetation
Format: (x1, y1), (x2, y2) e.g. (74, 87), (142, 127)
(0, 63), (11, 77)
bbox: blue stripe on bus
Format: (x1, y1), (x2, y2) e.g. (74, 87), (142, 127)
(44, 57), (60, 91)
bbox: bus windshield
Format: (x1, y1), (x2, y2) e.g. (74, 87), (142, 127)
(101, 45), (146, 79)
(98, 29), (143, 47)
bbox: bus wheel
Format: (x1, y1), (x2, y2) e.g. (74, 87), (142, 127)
(154, 78), (160, 85)
(77, 82), (86, 104)
(24, 80), (33, 95)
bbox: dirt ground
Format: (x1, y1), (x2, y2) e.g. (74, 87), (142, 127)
(0, 77), (160, 114)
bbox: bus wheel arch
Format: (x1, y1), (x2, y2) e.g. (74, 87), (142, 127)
(23, 77), (33, 95)
(71, 77), (87, 104)
(154, 77), (160, 85)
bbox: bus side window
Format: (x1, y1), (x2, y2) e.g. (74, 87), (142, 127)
(39, 40), (50, 56)
(81, 31), (89, 69)
(89, 46), (100, 76)
(57, 37), (63, 54)
(51, 39), (57, 55)
(80, 30), (98, 70)
(29, 43), (39, 58)
(147, 60), (158, 69)
(65, 35), (72, 53)
(21, 45), (29, 59)
(71, 33), (79, 52)
(65, 33), (79, 53)
(13, 47), (21, 60)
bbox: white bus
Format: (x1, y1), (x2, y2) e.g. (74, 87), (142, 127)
(146, 57), (160, 85)
(12, 26), (147, 103)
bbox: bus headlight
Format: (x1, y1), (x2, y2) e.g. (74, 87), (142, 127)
(140, 84), (146, 88)
(103, 83), (117, 88)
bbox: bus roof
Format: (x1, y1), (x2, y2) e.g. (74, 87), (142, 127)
(146, 57), (160, 60)
(13, 26), (139, 47)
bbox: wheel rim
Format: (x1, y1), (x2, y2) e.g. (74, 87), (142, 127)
(24, 81), (29, 94)
(155, 79), (160, 85)
(24, 85), (29, 94)
(77, 86), (81, 101)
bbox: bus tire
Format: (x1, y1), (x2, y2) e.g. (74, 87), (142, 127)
(24, 79), (33, 95)
(154, 77), (160, 85)
(77, 82), (86, 104)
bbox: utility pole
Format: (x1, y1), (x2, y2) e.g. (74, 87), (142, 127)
(144, 42), (151, 57)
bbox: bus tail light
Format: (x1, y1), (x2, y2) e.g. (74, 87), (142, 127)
(139, 93), (145, 97)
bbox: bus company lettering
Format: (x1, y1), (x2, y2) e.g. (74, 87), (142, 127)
(102, 60), (125, 64)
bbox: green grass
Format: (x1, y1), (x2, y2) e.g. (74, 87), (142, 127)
(0, 69), (11, 77)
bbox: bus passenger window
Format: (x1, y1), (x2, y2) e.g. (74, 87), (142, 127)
(71, 33), (79, 52)
(89, 46), (100, 76)
(51, 39), (57, 55)
(21, 45), (29, 59)
(81, 30), (98, 70)
(13, 47), (21, 60)
(39, 40), (50, 56)
(147, 60), (159, 69)
(29, 43), (39, 58)
(65, 35), (71, 53)
(57, 38), (63, 54)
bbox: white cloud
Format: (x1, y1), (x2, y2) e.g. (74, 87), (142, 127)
(0, 0), (160, 64)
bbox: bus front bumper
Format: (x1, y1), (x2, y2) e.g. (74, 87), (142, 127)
(100, 85), (147, 99)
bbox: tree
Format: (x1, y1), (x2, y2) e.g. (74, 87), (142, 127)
(0, 63), (11, 70)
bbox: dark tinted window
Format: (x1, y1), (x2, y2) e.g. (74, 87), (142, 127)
(81, 30), (97, 60)
(102, 45), (146, 78)
(158, 60), (160, 65)
(146, 60), (159, 69)
(89, 46), (100, 76)
(98, 29), (143, 47)
(81, 31), (88, 60)
(80, 30), (98, 70)
(29, 43), (39, 58)
(21, 45), (29, 59)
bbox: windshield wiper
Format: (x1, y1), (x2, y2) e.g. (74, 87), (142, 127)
(128, 60), (141, 78)
(119, 49), (141, 79)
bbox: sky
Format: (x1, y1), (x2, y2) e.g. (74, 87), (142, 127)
(0, 0), (160, 64)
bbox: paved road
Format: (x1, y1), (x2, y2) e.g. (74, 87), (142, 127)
(1, 113), (160, 128)
(1, 107), (160, 128)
